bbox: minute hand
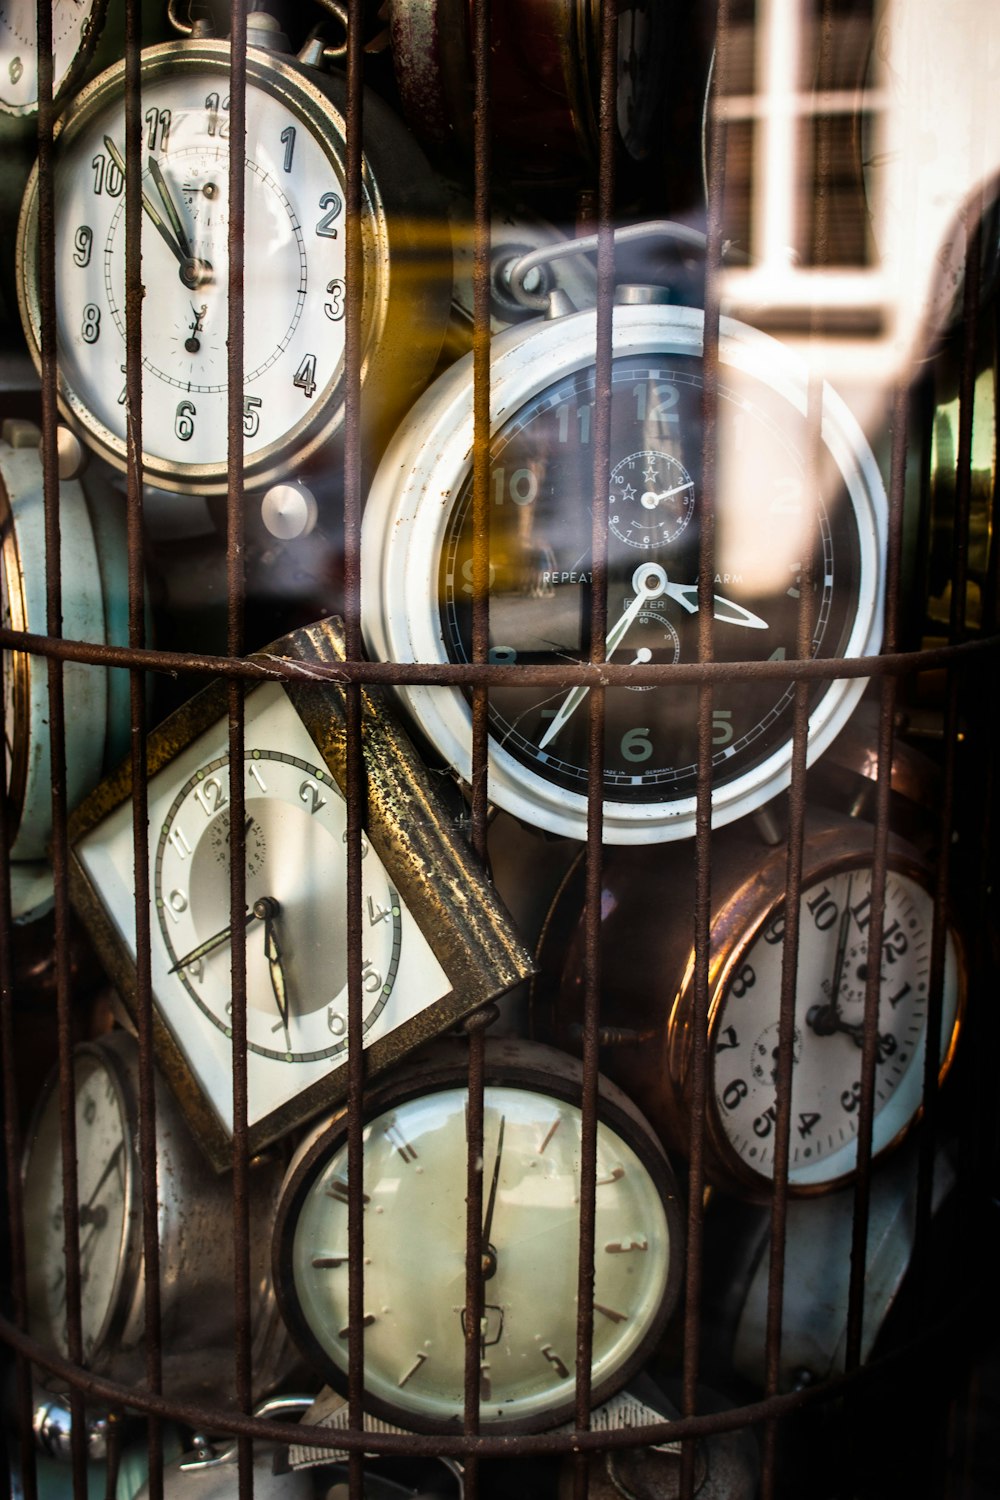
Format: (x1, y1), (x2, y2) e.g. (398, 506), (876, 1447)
(662, 583), (769, 629)
(538, 562), (667, 752)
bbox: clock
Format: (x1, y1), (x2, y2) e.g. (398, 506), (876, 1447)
(360, 300), (888, 843)
(21, 1030), (295, 1403)
(272, 1036), (684, 1434)
(2, 418), (132, 864)
(0, 0), (107, 115)
(387, 0), (671, 181)
(67, 616), (535, 1172)
(15, 14), (452, 496)
(541, 811), (964, 1197)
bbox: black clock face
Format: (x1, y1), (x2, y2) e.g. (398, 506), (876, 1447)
(439, 355), (865, 807)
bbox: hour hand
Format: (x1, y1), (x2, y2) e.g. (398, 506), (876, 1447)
(255, 896), (290, 1032)
(147, 153), (194, 261)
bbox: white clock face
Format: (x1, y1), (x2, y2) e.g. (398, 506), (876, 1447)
(23, 48), (352, 491)
(23, 1050), (131, 1361)
(712, 866), (961, 1188)
(0, 0), (101, 114)
(288, 1085), (674, 1430)
(74, 681), (451, 1138)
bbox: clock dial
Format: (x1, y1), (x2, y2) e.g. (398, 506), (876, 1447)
(155, 745), (403, 1065)
(0, 0), (105, 115)
(362, 304), (887, 842)
(16, 38), (451, 496)
(713, 865), (962, 1189)
(23, 1047), (132, 1362)
(275, 1041), (683, 1434)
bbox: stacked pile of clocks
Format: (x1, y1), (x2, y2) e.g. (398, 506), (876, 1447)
(1, 1), (995, 1498)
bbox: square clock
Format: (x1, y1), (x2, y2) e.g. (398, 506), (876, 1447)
(68, 617), (535, 1171)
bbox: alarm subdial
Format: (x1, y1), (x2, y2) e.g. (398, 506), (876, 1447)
(609, 606), (680, 689)
(608, 450), (695, 550)
(749, 1021), (802, 1086)
(208, 807), (267, 879)
(836, 943), (886, 1014)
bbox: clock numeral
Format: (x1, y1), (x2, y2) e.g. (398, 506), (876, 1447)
(280, 125), (296, 173)
(145, 107), (171, 153)
(594, 1303), (629, 1324)
(460, 557), (497, 595)
(299, 778), (327, 815)
(716, 1025), (739, 1051)
(491, 465), (538, 507)
(81, 305), (101, 344)
(621, 726), (652, 763)
(721, 1077), (749, 1111)
(807, 886), (839, 931)
(888, 981), (911, 1010)
(556, 400), (591, 445)
(90, 152), (123, 198)
(174, 400), (196, 443)
(324, 279), (346, 322)
(194, 776), (227, 816)
(881, 918), (909, 964)
(205, 91), (230, 138)
(398, 1353), (428, 1388)
(9, 55), (23, 85)
(763, 913), (785, 945)
(316, 190), (343, 237)
(167, 825), (192, 859)
(841, 1080), (861, 1113)
(798, 1110), (821, 1138)
(368, 896), (393, 926)
(242, 395), (262, 437)
(876, 1032), (898, 1065)
(753, 1104), (777, 1138)
(327, 1007), (346, 1037)
(712, 708), (734, 746)
(361, 959), (382, 994)
(73, 226), (93, 268)
(248, 760), (268, 793)
(769, 475), (803, 514)
(488, 646), (517, 664)
(769, 645), (787, 661)
(293, 353), (318, 400)
(634, 380), (680, 428)
(163, 888), (188, 923)
(731, 962), (756, 999)
(342, 828), (370, 858)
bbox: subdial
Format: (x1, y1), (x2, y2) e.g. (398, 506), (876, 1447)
(750, 1021), (802, 1086)
(609, 606), (680, 688)
(608, 449), (695, 550)
(208, 808), (267, 879)
(836, 942), (886, 1011)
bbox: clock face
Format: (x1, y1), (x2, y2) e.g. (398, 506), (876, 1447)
(23, 1049), (133, 1361)
(712, 865), (962, 1189)
(74, 680), (451, 1147)
(283, 1082), (675, 1432)
(18, 43), (357, 493)
(0, 0), (103, 114)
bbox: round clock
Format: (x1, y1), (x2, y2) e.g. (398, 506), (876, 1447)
(1, 419), (131, 863)
(360, 301), (887, 843)
(0, 0), (107, 116)
(273, 1036), (684, 1434)
(15, 18), (452, 496)
(21, 1030), (294, 1402)
(542, 811), (964, 1198)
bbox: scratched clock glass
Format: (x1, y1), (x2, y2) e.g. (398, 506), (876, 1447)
(15, 31), (450, 495)
(362, 304), (887, 842)
(68, 619), (534, 1171)
(273, 1040), (684, 1434)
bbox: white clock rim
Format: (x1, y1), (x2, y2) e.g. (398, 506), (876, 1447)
(362, 303), (888, 844)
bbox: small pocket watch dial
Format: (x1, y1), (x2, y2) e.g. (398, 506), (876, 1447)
(274, 1040), (683, 1434)
(0, 0), (106, 115)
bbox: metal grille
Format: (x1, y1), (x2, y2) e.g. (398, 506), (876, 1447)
(1, 1), (997, 1498)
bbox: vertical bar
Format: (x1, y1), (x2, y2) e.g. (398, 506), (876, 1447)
(225, 10), (253, 1500)
(342, 1), (368, 1495)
